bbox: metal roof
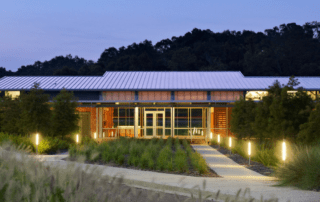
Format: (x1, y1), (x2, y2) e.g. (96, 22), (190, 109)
(0, 71), (320, 91)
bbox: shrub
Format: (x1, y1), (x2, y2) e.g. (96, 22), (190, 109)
(157, 145), (172, 171)
(174, 148), (188, 172)
(38, 139), (52, 154)
(190, 152), (208, 174)
(139, 151), (154, 169)
(275, 144), (320, 190)
(0, 133), (36, 153)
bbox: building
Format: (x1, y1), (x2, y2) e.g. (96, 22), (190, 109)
(1, 71), (320, 141)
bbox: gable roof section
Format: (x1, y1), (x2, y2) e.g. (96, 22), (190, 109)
(0, 71), (320, 91)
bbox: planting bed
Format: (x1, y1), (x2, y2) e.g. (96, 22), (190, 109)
(210, 145), (274, 176)
(67, 137), (220, 177)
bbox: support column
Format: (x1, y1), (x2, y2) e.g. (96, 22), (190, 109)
(207, 107), (211, 144)
(134, 107), (139, 138)
(172, 107), (174, 137)
(99, 108), (103, 138)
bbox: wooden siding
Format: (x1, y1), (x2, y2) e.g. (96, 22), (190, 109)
(138, 91), (170, 100)
(103, 91), (135, 101)
(211, 91), (243, 101)
(175, 91), (206, 100)
(210, 107), (234, 137)
(76, 107), (96, 136)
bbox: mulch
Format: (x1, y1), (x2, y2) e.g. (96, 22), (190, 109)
(209, 145), (275, 176)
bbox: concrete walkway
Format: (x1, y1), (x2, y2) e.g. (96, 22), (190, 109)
(192, 145), (276, 180)
(1, 148), (320, 202)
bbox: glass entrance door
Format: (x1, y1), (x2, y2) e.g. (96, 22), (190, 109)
(144, 111), (165, 137)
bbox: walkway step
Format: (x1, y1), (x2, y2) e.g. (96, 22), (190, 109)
(191, 145), (268, 179)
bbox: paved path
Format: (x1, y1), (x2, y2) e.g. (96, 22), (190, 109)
(1, 148), (320, 202)
(191, 145), (276, 180)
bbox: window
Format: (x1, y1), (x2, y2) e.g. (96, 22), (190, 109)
(5, 91), (20, 99)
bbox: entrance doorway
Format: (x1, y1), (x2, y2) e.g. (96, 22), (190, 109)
(144, 111), (165, 137)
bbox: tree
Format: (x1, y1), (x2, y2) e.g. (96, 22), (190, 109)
(20, 83), (51, 136)
(53, 66), (78, 76)
(230, 98), (256, 139)
(51, 89), (79, 138)
(0, 95), (23, 135)
(298, 103), (320, 144)
(268, 79), (314, 141)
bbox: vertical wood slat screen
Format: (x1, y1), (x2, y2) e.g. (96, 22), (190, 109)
(103, 91), (135, 101)
(175, 91), (206, 100)
(213, 107), (227, 137)
(138, 91), (170, 100)
(211, 91), (243, 101)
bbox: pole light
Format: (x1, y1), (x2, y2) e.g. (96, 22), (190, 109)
(218, 134), (220, 149)
(36, 133), (39, 155)
(94, 132), (97, 139)
(210, 132), (212, 139)
(282, 140), (286, 162)
(76, 134), (79, 144)
(248, 141), (251, 165)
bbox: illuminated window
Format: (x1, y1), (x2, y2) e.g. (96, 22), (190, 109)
(5, 91), (20, 99)
(245, 91), (268, 101)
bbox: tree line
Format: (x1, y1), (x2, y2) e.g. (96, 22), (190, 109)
(1, 21), (320, 78)
(0, 83), (79, 139)
(230, 77), (319, 145)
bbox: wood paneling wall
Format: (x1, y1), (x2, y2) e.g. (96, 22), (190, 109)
(211, 91), (242, 101)
(76, 107), (96, 136)
(103, 91), (135, 101)
(138, 91), (170, 100)
(210, 107), (234, 137)
(175, 91), (206, 100)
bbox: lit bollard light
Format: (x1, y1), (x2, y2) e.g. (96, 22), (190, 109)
(210, 132), (213, 139)
(76, 134), (79, 144)
(282, 140), (286, 164)
(94, 132), (97, 139)
(248, 141), (251, 165)
(229, 137), (232, 154)
(36, 133), (39, 155)
(218, 134), (220, 149)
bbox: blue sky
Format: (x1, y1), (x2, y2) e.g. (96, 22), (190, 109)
(1, 0), (319, 71)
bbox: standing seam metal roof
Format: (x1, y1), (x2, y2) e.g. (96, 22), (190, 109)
(1, 71), (320, 91)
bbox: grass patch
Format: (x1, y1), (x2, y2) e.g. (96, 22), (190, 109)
(275, 144), (320, 190)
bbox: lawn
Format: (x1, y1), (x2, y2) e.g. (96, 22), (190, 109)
(68, 137), (219, 177)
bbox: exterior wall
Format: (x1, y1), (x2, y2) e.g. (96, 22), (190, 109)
(138, 91), (170, 100)
(211, 91), (242, 101)
(175, 91), (206, 100)
(103, 91), (135, 101)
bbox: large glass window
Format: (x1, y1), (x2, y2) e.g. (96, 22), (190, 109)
(113, 108), (134, 126)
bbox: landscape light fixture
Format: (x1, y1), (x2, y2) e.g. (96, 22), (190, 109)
(248, 141), (251, 165)
(210, 132), (213, 139)
(218, 134), (220, 149)
(36, 133), (39, 155)
(282, 140), (286, 163)
(94, 132), (97, 139)
(229, 137), (232, 154)
(76, 134), (79, 144)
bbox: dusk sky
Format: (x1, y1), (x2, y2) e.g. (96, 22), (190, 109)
(1, 0), (319, 72)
